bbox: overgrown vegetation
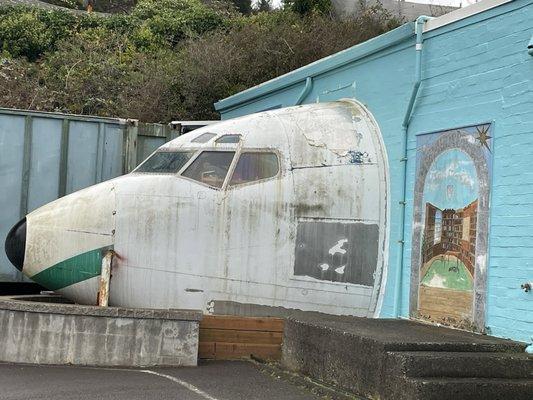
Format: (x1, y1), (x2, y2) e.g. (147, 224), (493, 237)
(0, 0), (402, 122)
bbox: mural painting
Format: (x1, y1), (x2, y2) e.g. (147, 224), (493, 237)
(410, 124), (492, 331)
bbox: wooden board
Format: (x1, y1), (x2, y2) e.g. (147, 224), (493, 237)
(418, 286), (473, 329)
(198, 342), (216, 359)
(199, 342), (281, 360)
(200, 315), (284, 332)
(199, 315), (284, 361)
(200, 329), (282, 344)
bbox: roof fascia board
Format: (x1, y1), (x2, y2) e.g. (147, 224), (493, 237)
(215, 22), (415, 112)
(424, 0), (514, 33)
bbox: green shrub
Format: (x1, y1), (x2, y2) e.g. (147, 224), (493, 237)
(284, 0), (333, 16)
(31, 28), (183, 121)
(0, 57), (51, 110)
(175, 7), (401, 119)
(0, 6), (101, 60)
(0, 11), (52, 60)
(130, 0), (225, 46)
(0, 1), (402, 121)
(40, 28), (134, 115)
(40, 0), (139, 13)
(89, 0), (138, 13)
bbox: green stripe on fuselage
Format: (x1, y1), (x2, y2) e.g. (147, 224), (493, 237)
(30, 246), (112, 291)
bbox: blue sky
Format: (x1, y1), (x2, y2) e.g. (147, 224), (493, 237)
(423, 149), (478, 210)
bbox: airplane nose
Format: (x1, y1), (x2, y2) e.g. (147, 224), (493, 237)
(5, 218), (26, 272)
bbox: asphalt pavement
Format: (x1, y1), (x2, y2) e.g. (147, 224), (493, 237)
(0, 360), (323, 400)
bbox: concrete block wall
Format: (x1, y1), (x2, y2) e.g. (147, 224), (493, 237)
(216, 0), (533, 343)
(0, 297), (202, 366)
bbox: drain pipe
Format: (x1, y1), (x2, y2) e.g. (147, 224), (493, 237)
(393, 16), (433, 318)
(295, 77), (313, 105)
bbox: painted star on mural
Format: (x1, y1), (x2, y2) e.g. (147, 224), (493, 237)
(475, 125), (492, 153)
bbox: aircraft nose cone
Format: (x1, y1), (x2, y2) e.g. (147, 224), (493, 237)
(5, 218), (26, 271)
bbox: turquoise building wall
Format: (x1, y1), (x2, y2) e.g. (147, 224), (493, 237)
(215, 0), (533, 343)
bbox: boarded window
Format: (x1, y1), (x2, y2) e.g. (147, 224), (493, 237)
(294, 220), (379, 286)
(135, 151), (194, 173)
(215, 135), (241, 144)
(229, 152), (279, 186)
(192, 133), (216, 143)
(182, 151), (235, 188)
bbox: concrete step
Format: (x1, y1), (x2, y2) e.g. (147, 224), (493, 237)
(401, 377), (533, 400)
(281, 316), (531, 400)
(387, 351), (533, 379)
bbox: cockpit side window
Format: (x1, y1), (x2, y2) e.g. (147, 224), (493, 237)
(135, 151), (195, 173)
(215, 134), (241, 144)
(182, 151), (235, 188)
(191, 132), (216, 143)
(229, 152), (279, 187)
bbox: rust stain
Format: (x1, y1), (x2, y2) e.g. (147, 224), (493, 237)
(97, 250), (115, 307)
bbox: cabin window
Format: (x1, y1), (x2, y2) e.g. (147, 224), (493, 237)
(135, 151), (195, 173)
(229, 152), (279, 186)
(192, 132), (216, 143)
(182, 151), (235, 188)
(215, 134), (241, 144)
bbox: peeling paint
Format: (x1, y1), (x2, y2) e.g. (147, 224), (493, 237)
(328, 239), (348, 256)
(335, 265), (346, 275)
(345, 150), (371, 165)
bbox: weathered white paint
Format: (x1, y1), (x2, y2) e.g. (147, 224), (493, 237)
(20, 100), (390, 317)
(60, 276), (100, 305)
(24, 181), (115, 277)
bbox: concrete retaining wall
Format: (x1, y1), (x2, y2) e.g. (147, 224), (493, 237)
(0, 296), (202, 367)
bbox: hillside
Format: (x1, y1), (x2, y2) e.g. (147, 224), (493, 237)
(0, 0), (402, 122)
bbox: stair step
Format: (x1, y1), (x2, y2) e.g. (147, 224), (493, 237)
(403, 377), (533, 400)
(387, 351), (533, 379)
(383, 340), (526, 353)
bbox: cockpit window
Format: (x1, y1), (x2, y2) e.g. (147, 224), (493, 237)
(215, 135), (241, 144)
(135, 151), (194, 173)
(229, 152), (279, 187)
(182, 151), (235, 188)
(191, 132), (216, 143)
